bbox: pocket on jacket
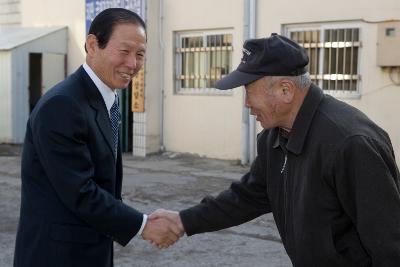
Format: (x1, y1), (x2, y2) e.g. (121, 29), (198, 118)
(50, 223), (100, 244)
(330, 224), (371, 267)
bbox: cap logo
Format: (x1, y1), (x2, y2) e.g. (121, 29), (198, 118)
(241, 48), (252, 63)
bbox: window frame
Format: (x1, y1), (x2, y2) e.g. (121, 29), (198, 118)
(284, 22), (363, 99)
(174, 29), (234, 96)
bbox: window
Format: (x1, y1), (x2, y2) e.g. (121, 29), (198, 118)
(175, 31), (233, 94)
(286, 25), (361, 95)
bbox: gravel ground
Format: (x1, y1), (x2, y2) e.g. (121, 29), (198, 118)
(0, 146), (292, 267)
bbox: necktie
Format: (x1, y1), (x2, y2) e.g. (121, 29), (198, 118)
(110, 96), (121, 156)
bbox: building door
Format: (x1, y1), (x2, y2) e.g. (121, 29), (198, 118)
(42, 53), (66, 94)
(29, 53), (66, 112)
(29, 53), (42, 112)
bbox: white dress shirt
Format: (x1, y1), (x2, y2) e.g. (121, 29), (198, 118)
(82, 63), (148, 237)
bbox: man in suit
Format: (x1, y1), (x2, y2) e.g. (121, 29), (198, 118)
(14, 8), (180, 267)
(152, 34), (400, 266)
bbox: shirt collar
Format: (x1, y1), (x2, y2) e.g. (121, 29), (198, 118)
(273, 84), (324, 155)
(82, 63), (116, 115)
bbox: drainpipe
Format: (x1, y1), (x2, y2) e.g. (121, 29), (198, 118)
(159, 0), (165, 151)
(242, 0), (257, 164)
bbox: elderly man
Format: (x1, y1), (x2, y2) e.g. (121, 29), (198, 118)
(153, 33), (400, 266)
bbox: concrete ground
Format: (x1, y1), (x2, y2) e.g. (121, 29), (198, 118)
(0, 144), (292, 267)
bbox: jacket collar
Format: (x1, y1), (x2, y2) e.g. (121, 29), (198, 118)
(273, 84), (324, 155)
(82, 63), (116, 115)
(77, 66), (116, 160)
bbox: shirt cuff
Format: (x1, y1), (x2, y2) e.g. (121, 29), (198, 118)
(137, 214), (148, 237)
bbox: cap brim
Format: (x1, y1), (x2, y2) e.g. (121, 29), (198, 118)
(214, 70), (264, 90)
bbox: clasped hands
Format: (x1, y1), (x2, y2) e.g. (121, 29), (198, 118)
(141, 209), (185, 249)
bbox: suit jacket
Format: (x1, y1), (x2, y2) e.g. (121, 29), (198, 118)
(14, 66), (143, 267)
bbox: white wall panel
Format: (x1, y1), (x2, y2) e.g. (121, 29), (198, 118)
(0, 51), (12, 142)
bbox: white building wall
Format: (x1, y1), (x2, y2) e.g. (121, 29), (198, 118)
(257, 0), (400, 166)
(161, 0), (245, 159)
(0, 0), (21, 28)
(0, 51), (12, 142)
(20, 0), (85, 73)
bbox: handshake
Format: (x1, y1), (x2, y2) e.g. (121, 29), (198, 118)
(140, 209), (185, 249)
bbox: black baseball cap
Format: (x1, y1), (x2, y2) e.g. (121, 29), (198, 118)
(215, 33), (309, 90)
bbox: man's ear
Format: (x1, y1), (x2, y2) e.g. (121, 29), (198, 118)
(85, 34), (98, 56)
(280, 80), (295, 103)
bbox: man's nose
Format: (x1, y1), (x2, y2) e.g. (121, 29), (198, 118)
(126, 55), (137, 69)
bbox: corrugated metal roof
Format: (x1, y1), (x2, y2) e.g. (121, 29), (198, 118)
(0, 26), (67, 50)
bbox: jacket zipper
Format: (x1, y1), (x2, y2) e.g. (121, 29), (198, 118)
(281, 153), (289, 247)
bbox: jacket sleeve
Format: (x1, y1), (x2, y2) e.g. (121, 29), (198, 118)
(180, 131), (271, 236)
(333, 135), (400, 266)
(31, 95), (143, 246)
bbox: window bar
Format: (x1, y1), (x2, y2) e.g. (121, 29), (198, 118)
(207, 36), (211, 88)
(213, 35), (217, 86)
(318, 29), (325, 88)
(186, 37), (189, 88)
(187, 37), (190, 87)
(192, 37), (196, 88)
(201, 36), (204, 88)
(200, 35), (204, 88)
(307, 31), (311, 76)
(193, 37), (201, 89)
(328, 29), (332, 90)
(183, 37), (188, 88)
(178, 38), (182, 89)
(179, 38), (182, 88)
(311, 31), (316, 82)
(300, 31), (306, 79)
(208, 36), (211, 86)
(190, 37), (194, 88)
(185, 37), (193, 88)
(343, 29), (347, 90)
(219, 35), (223, 82)
(193, 37), (197, 88)
(315, 30), (319, 85)
(350, 29), (354, 91)
(335, 29), (340, 90)
(194, 37), (198, 88)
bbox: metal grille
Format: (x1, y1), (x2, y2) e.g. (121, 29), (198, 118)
(175, 32), (233, 91)
(290, 28), (360, 92)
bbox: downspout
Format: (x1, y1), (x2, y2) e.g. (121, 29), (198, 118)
(242, 0), (257, 164)
(159, 0), (165, 151)
(248, 0), (257, 163)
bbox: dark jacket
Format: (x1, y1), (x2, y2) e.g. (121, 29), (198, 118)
(180, 84), (400, 267)
(14, 66), (143, 267)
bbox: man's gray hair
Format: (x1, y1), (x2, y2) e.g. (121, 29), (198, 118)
(268, 72), (312, 90)
(291, 72), (312, 89)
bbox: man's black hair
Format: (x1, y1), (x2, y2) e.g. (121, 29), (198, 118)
(85, 8), (146, 52)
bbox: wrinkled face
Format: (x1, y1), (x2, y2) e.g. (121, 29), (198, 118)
(88, 23), (146, 89)
(245, 77), (281, 129)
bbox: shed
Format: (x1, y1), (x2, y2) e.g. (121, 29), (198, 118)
(0, 26), (67, 143)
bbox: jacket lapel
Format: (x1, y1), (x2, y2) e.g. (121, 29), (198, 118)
(78, 66), (116, 161)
